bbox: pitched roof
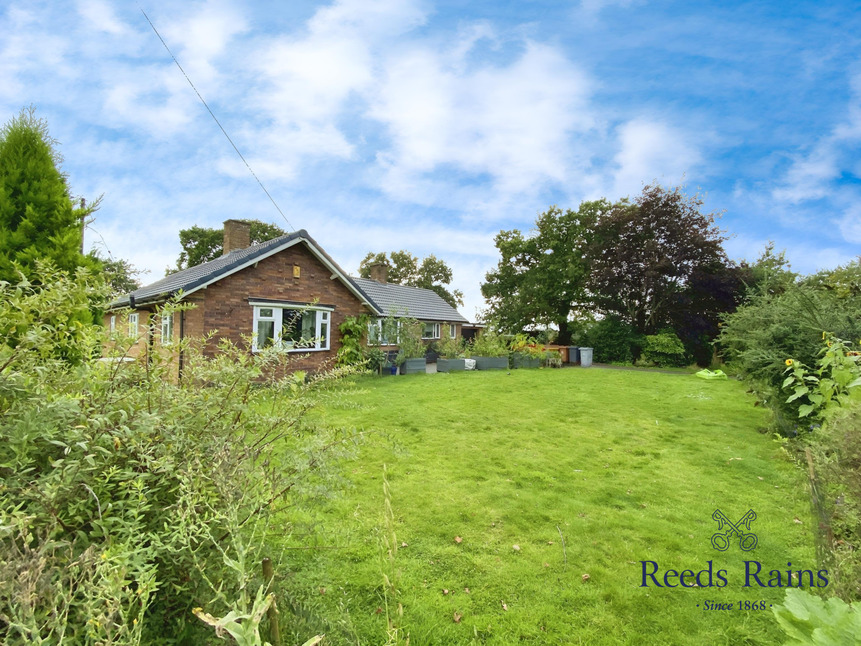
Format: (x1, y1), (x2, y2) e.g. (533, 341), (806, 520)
(351, 278), (469, 323)
(111, 229), (380, 313)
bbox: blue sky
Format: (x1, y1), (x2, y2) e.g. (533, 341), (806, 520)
(2, 0), (859, 320)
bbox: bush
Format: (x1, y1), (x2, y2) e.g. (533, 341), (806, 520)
(642, 330), (688, 367)
(470, 327), (509, 358)
(583, 316), (640, 363)
(719, 261), (861, 433)
(0, 265), (347, 643)
(804, 404), (861, 602)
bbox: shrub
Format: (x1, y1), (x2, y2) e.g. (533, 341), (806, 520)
(583, 316), (640, 363)
(336, 314), (370, 367)
(719, 260), (861, 434)
(470, 328), (509, 358)
(437, 332), (465, 359)
(0, 265), (350, 643)
(395, 318), (425, 361)
(803, 404), (861, 601)
(642, 330), (688, 367)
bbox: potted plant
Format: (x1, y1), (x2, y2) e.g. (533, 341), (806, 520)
(470, 328), (509, 370)
(437, 333), (466, 372)
(509, 334), (543, 369)
(396, 318), (427, 375)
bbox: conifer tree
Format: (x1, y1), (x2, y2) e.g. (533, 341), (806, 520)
(0, 107), (97, 282)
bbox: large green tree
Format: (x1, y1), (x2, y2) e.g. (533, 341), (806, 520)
(587, 184), (729, 336)
(359, 250), (464, 308)
(0, 107), (97, 282)
(175, 220), (286, 270)
(481, 202), (605, 344)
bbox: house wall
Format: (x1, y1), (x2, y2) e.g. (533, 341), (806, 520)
(102, 310), (151, 359)
(195, 242), (370, 373)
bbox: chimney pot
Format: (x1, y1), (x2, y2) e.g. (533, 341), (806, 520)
(223, 219), (251, 255)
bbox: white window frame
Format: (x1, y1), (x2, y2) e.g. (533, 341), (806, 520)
(251, 303), (332, 352)
(449, 324), (456, 338)
(160, 313), (174, 346)
(128, 312), (139, 338)
(368, 319), (399, 345)
(110, 315), (116, 333)
(422, 322), (441, 340)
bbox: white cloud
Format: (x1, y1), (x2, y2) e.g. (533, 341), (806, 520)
(770, 69), (861, 244)
(838, 204), (861, 244)
(238, 0), (429, 178)
(76, 0), (129, 36)
(368, 36), (594, 206)
(610, 118), (701, 198)
(161, 0), (249, 87)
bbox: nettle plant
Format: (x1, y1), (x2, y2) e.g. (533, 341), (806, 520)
(783, 333), (861, 421)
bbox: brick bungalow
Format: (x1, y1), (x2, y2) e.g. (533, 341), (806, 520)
(106, 220), (469, 376)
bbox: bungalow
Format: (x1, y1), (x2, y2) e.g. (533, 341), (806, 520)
(106, 220), (469, 376)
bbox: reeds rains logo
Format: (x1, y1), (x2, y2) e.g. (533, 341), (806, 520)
(710, 509), (757, 552)
(639, 509), (830, 589)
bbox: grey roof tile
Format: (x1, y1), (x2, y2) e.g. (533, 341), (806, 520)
(351, 278), (469, 323)
(111, 230), (379, 313)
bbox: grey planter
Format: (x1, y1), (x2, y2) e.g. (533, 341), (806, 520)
(472, 356), (508, 370)
(511, 353), (540, 369)
(401, 358), (427, 374)
(437, 358), (466, 372)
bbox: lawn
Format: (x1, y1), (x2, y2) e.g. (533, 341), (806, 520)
(277, 367), (815, 645)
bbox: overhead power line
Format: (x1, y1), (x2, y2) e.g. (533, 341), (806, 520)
(139, 6), (295, 232)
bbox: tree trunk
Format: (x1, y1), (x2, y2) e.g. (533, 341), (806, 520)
(557, 319), (571, 345)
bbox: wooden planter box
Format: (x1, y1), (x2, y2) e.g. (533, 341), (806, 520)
(472, 356), (508, 370)
(437, 358), (466, 372)
(511, 353), (540, 369)
(401, 358), (427, 374)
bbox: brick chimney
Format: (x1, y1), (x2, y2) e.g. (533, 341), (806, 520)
(223, 219), (251, 255)
(369, 262), (388, 284)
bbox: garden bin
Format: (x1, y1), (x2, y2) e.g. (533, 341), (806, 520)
(568, 346), (580, 364)
(579, 347), (593, 367)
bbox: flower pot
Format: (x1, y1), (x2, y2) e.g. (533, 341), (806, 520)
(401, 358), (427, 374)
(437, 358), (466, 372)
(472, 356), (508, 370)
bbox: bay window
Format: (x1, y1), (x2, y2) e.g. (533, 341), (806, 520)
(252, 304), (330, 351)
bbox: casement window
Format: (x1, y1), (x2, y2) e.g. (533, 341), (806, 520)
(422, 322), (441, 340)
(252, 304), (331, 351)
(128, 313), (139, 338)
(368, 319), (399, 345)
(160, 313), (174, 345)
(449, 324), (456, 338)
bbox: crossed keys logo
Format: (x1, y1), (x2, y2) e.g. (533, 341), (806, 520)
(710, 509), (758, 552)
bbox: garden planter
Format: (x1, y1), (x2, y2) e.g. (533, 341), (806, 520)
(472, 356), (508, 370)
(437, 358), (466, 372)
(401, 358), (427, 374)
(511, 353), (540, 369)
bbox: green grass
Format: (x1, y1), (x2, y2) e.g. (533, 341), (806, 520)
(279, 367), (815, 645)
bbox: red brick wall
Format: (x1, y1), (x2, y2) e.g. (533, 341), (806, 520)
(195, 241), (370, 373)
